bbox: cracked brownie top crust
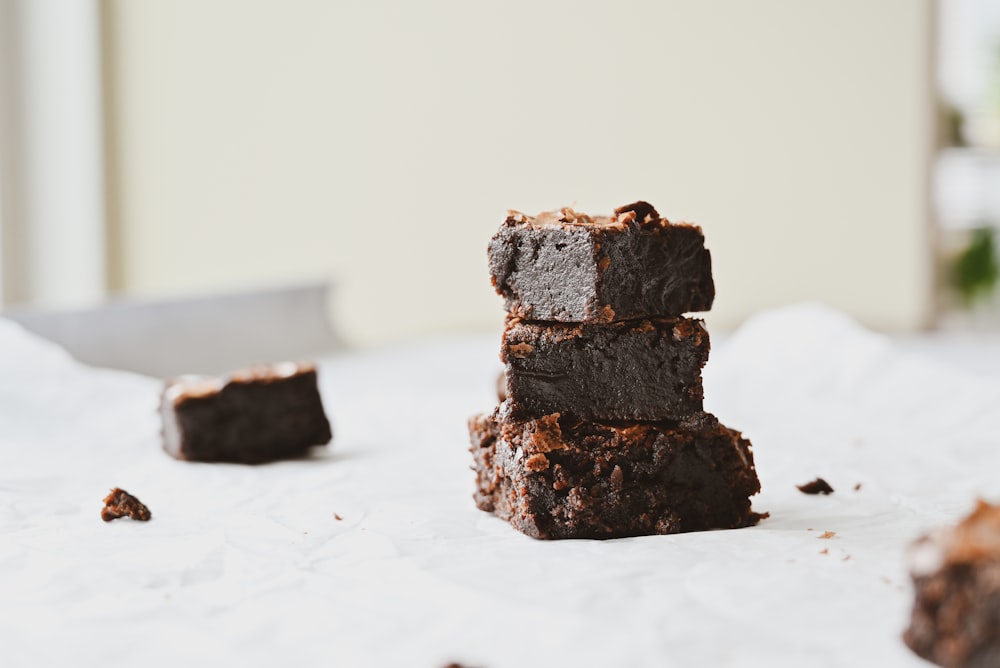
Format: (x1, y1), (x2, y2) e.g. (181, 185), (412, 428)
(470, 406), (764, 540)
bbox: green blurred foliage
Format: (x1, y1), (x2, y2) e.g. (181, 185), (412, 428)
(953, 226), (999, 306)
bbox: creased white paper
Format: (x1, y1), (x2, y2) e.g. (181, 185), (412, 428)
(1, 305), (997, 668)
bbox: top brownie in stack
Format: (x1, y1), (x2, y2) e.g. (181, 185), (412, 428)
(489, 201), (714, 323)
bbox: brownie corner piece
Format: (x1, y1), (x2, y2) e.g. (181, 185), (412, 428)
(161, 362), (333, 464)
(487, 202), (714, 322)
(469, 407), (764, 540)
(904, 500), (1000, 668)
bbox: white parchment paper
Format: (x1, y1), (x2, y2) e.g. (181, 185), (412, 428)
(1, 304), (997, 668)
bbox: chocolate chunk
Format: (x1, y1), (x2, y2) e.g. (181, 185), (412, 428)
(614, 200), (660, 225)
(904, 500), (1000, 668)
(469, 406), (765, 540)
(502, 316), (708, 422)
(797, 477), (835, 495)
(161, 362), (332, 464)
(101, 488), (151, 522)
(489, 203), (714, 323)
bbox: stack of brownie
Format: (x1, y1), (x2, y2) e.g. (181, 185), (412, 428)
(468, 201), (764, 539)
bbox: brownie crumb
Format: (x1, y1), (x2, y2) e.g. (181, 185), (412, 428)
(818, 530), (836, 539)
(797, 477), (835, 495)
(333, 513), (343, 521)
(854, 483), (862, 491)
(820, 548), (829, 555)
(101, 488), (151, 522)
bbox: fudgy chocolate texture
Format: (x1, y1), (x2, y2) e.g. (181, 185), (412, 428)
(904, 501), (1000, 668)
(469, 406), (764, 540)
(488, 201), (714, 323)
(161, 363), (332, 464)
(502, 316), (709, 422)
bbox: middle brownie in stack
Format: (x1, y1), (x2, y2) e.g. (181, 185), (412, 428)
(469, 201), (765, 540)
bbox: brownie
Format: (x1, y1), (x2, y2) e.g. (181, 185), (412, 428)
(502, 316), (709, 422)
(469, 405), (764, 540)
(797, 477), (834, 495)
(904, 500), (1000, 668)
(161, 362), (333, 464)
(488, 201), (714, 323)
(101, 488), (151, 522)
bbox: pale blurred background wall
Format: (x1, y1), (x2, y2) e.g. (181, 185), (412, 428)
(7, 0), (936, 346)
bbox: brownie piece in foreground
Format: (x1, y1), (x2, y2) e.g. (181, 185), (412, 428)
(904, 500), (1000, 668)
(161, 362), (332, 463)
(488, 201), (714, 323)
(469, 406), (764, 540)
(502, 316), (709, 422)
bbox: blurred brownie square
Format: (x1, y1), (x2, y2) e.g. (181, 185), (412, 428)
(488, 201), (714, 323)
(161, 362), (332, 464)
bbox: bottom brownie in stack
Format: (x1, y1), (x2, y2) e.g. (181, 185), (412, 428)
(470, 403), (765, 540)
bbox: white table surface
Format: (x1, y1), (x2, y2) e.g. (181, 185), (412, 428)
(2, 303), (998, 668)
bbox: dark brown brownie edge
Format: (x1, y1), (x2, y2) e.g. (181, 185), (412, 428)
(469, 407), (765, 540)
(469, 412), (500, 514)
